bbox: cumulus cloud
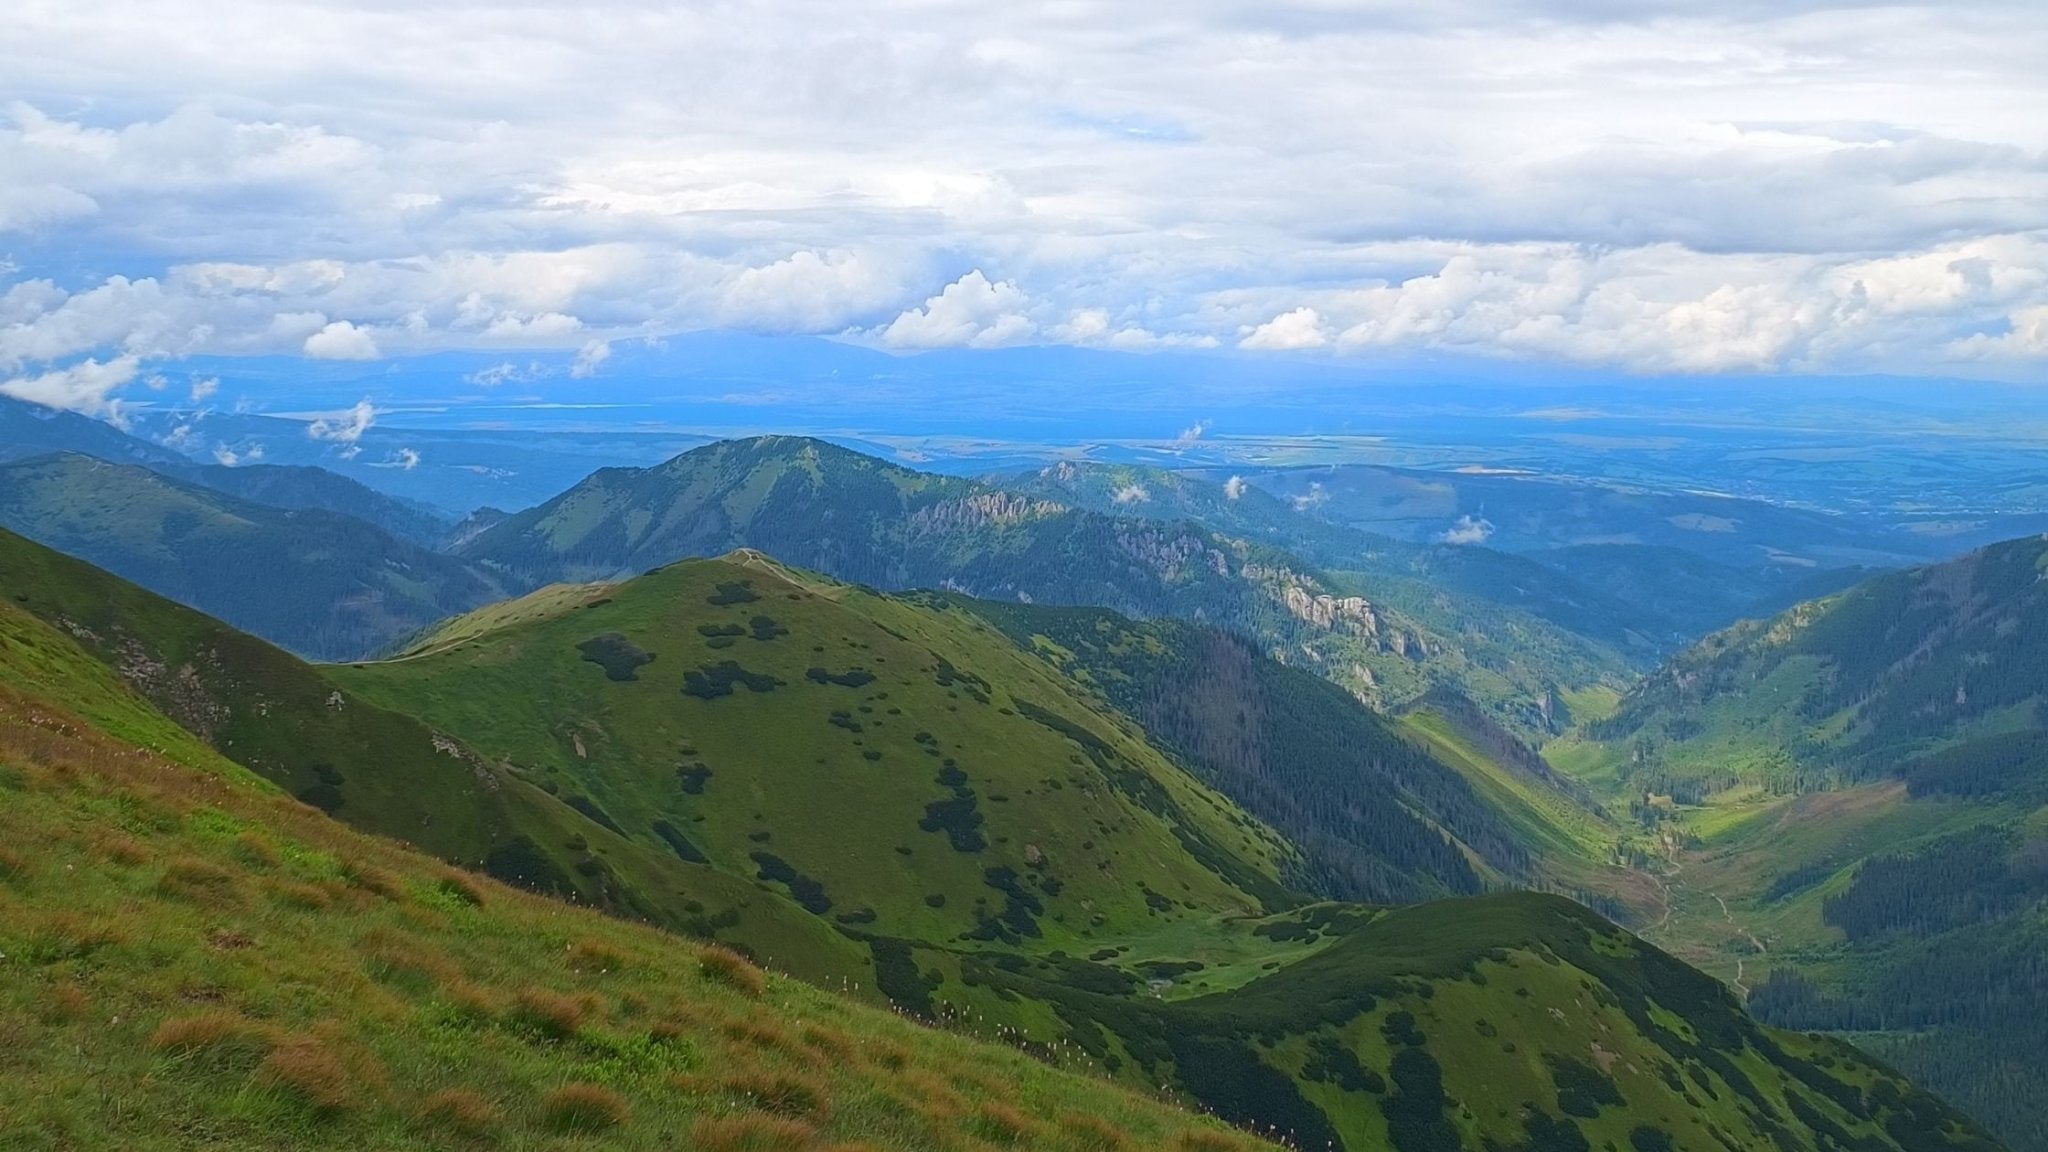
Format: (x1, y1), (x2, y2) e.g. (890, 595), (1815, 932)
(371, 447), (422, 470)
(0, 5), (2044, 388)
(880, 271), (1036, 349)
(1112, 483), (1151, 504)
(0, 355), (140, 414)
(307, 399), (375, 457)
(1174, 419), (1210, 448)
(570, 339), (611, 378)
(1292, 482), (1329, 512)
(1438, 515), (1494, 545)
(1224, 475), (1247, 501)
(1240, 308), (1328, 351)
(188, 375), (218, 402)
(303, 320), (379, 360)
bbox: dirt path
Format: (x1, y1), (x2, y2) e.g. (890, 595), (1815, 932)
(1643, 848), (1766, 998)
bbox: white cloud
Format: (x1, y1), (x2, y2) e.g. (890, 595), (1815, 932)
(570, 339), (611, 378)
(1292, 482), (1328, 512)
(1174, 419), (1209, 447)
(188, 375), (218, 402)
(1224, 475), (1247, 501)
(371, 447), (421, 470)
(1438, 515), (1494, 545)
(1112, 483), (1151, 504)
(212, 441), (264, 466)
(0, 355), (140, 414)
(0, 6), (2043, 383)
(303, 320), (379, 360)
(1240, 308), (1328, 351)
(307, 398), (376, 454)
(880, 271), (1036, 349)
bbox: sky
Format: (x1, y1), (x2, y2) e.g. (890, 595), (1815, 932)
(4, 0), (2048, 420)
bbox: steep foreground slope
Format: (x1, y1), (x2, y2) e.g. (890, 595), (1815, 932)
(1544, 535), (2048, 1149)
(0, 453), (500, 660)
(0, 602), (1280, 1150)
(456, 437), (1632, 738)
(0, 529), (1999, 1151)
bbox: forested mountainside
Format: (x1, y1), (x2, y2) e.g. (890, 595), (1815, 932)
(456, 436), (1634, 738)
(1543, 534), (2048, 1149)
(0, 523), (1991, 1152)
(0, 453), (500, 660)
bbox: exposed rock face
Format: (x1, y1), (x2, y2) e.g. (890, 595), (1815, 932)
(911, 493), (1066, 532)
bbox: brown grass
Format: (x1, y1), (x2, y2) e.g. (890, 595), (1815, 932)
(1059, 1111), (1128, 1149)
(415, 1087), (502, 1137)
(690, 1113), (818, 1152)
(722, 1071), (831, 1119)
(566, 937), (630, 974)
(863, 1040), (911, 1071)
(968, 1101), (1034, 1145)
(155, 856), (240, 904)
(435, 871), (486, 907)
(232, 830), (281, 868)
(540, 1082), (630, 1133)
(40, 981), (91, 1024)
(149, 1011), (273, 1070)
(268, 879), (333, 910)
(0, 844), (24, 880)
(700, 944), (766, 996)
(339, 857), (406, 901)
(96, 833), (149, 866)
(257, 1034), (358, 1114)
(505, 987), (590, 1041)
(1177, 1131), (1252, 1151)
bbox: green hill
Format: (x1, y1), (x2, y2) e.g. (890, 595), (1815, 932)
(0, 526), (2001, 1152)
(1545, 536), (2048, 1148)
(0, 453), (501, 660)
(175, 462), (454, 547)
(456, 436), (1633, 738)
(0, 576), (1282, 1151)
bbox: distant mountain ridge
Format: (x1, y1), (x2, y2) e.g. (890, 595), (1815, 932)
(0, 453), (501, 660)
(457, 436), (1634, 736)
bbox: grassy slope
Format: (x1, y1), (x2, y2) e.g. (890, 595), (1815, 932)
(0, 525), (873, 986)
(335, 554), (1996, 1152)
(0, 601), (1279, 1152)
(339, 553), (1297, 956)
(0, 453), (499, 660)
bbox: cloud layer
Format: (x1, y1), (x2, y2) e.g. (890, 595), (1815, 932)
(3, 0), (2047, 411)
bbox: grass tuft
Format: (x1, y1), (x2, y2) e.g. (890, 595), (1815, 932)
(566, 936), (629, 974)
(1059, 1111), (1128, 1149)
(155, 856), (239, 904)
(969, 1101), (1034, 1145)
(148, 1011), (273, 1071)
(504, 987), (589, 1041)
(691, 1113), (818, 1152)
(256, 1034), (358, 1114)
(540, 1082), (630, 1133)
(700, 944), (766, 996)
(722, 1070), (831, 1119)
(414, 1087), (501, 1137)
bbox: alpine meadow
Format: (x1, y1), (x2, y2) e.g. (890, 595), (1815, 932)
(4, 2), (2048, 1150)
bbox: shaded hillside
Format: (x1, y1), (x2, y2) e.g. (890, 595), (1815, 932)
(954, 598), (1526, 903)
(175, 463), (454, 547)
(457, 437), (1633, 737)
(0, 454), (500, 660)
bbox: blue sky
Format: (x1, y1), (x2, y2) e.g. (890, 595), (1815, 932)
(3, 0), (2047, 424)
